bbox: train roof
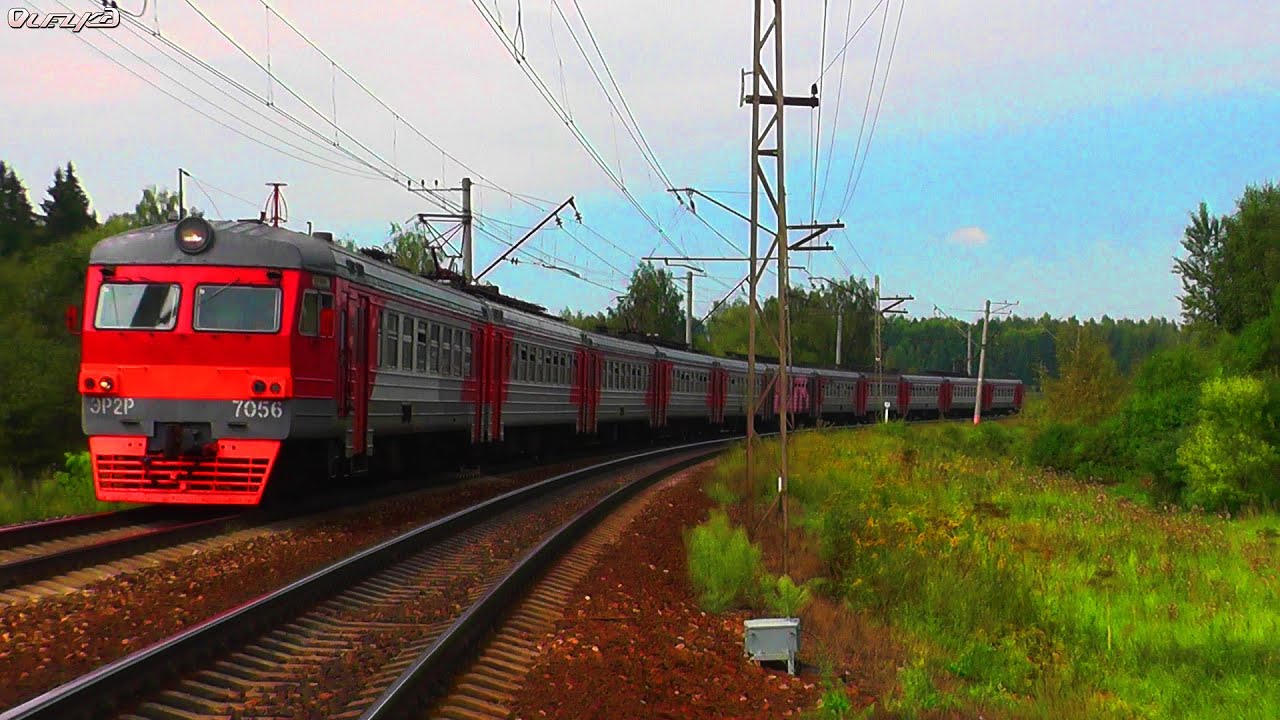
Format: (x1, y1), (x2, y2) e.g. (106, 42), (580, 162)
(90, 220), (337, 271)
(90, 222), (1021, 385)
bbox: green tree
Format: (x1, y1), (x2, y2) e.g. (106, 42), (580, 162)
(560, 307), (608, 331)
(382, 222), (436, 275)
(1177, 375), (1279, 511)
(41, 162), (98, 239)
(1172, 202), (1225, 328)
(789, 277), (875, 368)
(1218, 181), (1280, 333)
(131, 186), (182, 225)
(0, 216), (134, 471)
(1040, 323), (1125, 425)
(0, 161), (37, 256)
(611, 262), (683, 341)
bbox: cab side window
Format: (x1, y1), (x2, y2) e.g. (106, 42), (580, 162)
(299, 291), (334, 336)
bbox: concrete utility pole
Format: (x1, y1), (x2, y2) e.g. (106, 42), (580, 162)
(686, 270), (695, 347)
(835, 301), (843, 367)
(973, 299), (1019, 424)
(874, 275), (882, 412)
(640, 257), (704, 349)
(958, 321), (974, 377)
(973, 300), (992, 425)
(461, 177), (473, 282)
(874, 275), (913, 421)
(414, 177), (498, 281)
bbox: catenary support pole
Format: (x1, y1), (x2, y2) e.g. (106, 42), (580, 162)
(967, 325), (973, 376)
(835, 301), (843, 367)
(874, 274), (882, 421)
(973, 299), (991, 425)
(686, 270), (694, 347)
(461, 177), (473, 282)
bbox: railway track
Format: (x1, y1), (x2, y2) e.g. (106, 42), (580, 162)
(0, 508), (240, 596)
(0, 439), (730, 720)
(388, 465), (689, 720)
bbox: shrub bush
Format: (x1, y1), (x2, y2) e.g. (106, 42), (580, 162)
(759, 574), (813, 618)
(1024, 422), (1086, 472)
(1177, 376), (1280, 511)
(685, 509), (766, 612)
(0, 451), (121, 524)
(963, 421), (1017, 460)
(1112, 345), (1211, 494)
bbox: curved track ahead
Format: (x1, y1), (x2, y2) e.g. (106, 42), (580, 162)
(0, 439), (731, 720)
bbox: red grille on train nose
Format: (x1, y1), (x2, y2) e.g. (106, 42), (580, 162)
(89, 437), (278, 505)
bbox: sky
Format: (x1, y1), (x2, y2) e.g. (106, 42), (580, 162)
(2, 0), (1277, 324)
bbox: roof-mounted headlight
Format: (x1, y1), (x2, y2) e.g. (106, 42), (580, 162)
(175, 216), (216, 255)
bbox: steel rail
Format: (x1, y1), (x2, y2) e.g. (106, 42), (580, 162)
(0, 513), (242, 592)
(359, 438), (732, 720)
(0, 507), (174, 552)
(0, 437), (736, 720)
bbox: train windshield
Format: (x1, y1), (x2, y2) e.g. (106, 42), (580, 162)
(94, 282), (181, 330)
(193, 285), (281, 333)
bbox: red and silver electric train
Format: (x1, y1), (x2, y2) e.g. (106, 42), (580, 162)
(72, 218), (1023, 505)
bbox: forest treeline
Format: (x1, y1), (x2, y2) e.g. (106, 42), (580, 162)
(561, 265), (1181, 384)
(0, 158), (1264, 485)
(1024, 180), (1280, 512)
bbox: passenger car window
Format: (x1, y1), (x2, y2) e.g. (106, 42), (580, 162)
(400, 315), (414, 370)
(381, 311), (399, 368)
(440, 326), (453, 376)
(94, 282), (180, 330)
(451, 328), (463, 377)
(415, 320), (428, 373)
(430, 323), (441, 374)
(194, 285), (281, 333)
(463, 331), (472, 377)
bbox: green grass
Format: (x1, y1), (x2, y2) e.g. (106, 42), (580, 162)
(685, 508), (767, 612)
(0, 451), (132, 525)
(708, 424), (1280, 719)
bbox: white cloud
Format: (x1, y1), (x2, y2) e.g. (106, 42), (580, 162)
(948, 227), (989, 246)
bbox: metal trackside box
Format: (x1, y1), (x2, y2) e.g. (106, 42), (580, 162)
(744, 617), (800, 675)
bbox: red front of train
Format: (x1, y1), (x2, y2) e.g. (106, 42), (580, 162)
(75, 218), (333, 505)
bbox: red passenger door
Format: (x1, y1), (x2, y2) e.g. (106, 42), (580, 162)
(344, 295), (371, 456)
(574, 347), (601, 435)
(708, 367), (727, 425)
(489, 328), (512, 442)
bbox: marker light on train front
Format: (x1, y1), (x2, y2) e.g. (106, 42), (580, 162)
(175, 216), (215, 254)
(98, 377), (114, 392)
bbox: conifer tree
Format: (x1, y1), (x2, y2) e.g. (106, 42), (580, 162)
(0, 161), (37, 255)
(41, 162), (97, 239)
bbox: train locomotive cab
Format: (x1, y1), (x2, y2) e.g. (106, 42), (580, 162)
(76, 218), (334, 505)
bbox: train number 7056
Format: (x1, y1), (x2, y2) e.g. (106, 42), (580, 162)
(232, 400), (284, 419)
